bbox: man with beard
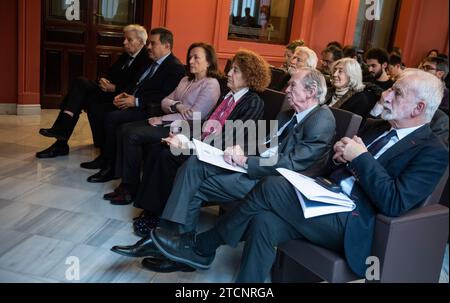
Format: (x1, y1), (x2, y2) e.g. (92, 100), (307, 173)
(364, 47), (394, 91)
(149, 68), (448, 282)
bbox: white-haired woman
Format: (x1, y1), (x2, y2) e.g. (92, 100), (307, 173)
(325, 58), (372, 119)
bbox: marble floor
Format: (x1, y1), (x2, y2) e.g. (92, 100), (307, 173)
(0, 110), (448, 283)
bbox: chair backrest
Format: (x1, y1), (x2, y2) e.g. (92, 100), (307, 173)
(329, 107), (363, 143)
(268, 66), (289, 91)
(258, 88), (286, 135)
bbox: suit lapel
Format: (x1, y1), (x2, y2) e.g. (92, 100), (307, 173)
(278, 106), (321, 151)
(151, 53), (173, 78)
(376, 125), (431, 166)
(361, 121), (391, 146)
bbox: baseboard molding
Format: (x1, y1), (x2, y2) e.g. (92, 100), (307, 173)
(0, 103), (17, 115)
(17, 104), (41, 115)
(0, 104), (42, 115)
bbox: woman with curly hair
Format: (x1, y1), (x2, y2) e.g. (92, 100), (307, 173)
(110, 49), (270, 238)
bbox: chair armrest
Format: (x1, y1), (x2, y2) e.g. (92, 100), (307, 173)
(376, 204), (449, 225)
(372, 204), (449, 282)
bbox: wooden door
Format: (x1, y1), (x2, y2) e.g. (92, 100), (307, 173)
(41, 0), (152, 108)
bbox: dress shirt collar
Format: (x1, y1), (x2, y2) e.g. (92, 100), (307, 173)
(155, 52), (171, 65)
(224, 87), (249, 104)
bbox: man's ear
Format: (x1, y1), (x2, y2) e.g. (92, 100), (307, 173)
(382, 62), (388, 70)
(412, 100), (426, 117)
(306, 88), (316, 99)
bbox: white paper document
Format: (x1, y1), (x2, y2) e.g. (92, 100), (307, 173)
(193, 139), (248, 174)
(276, 168), (355, 218)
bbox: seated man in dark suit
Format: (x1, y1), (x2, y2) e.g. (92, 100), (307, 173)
(110, 68), (337, 272)
(82, 27), (186, 182)
(36, 24), (151, 158)
(149, 68), (448, 282)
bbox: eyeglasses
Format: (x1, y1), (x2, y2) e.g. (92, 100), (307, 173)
(421, 65), (438, 72)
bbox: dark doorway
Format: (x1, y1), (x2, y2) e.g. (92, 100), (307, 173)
(41, 0), (152, 108)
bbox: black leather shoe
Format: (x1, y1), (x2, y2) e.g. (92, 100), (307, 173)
(142, 256), (196, 273)
(39, 127), (68, 141)
(80, 155), (105, 169)
(110, 191), (134, 205)
(151, 228), (215, 270)
(103, 183), (125, 200)
(87, 167), (118, 183)
(36, 142), (69, 158)
(110, 235), (162, 258)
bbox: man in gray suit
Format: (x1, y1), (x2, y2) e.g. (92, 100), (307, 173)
(110, 68), (336, 269)
(160, 68), (336, 232)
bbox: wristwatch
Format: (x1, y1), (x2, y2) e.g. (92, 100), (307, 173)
(170, 102), (181, 113)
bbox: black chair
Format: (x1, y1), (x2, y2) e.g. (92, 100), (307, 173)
(268, 66), (289, 91)
(258, 88), (286, 135)
(271, 166), (449, 283)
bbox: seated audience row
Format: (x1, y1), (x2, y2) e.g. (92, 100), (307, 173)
(34, 24), (449, 283)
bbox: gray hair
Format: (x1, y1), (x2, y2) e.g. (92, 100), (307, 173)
(332, 58), (365, 91)
(123, 24), (148, 45)
(299, 67), (328, 104)
(399, 68), (444, 122)
(295, 46), (318, 69)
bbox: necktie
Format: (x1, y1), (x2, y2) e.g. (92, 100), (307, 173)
(201, 95), (234, 139)
(366, 129), (397, 156)
(329, 129), (397, 184)
(277, 116), (297, 143)
(139, 62), (158, 83)
(131, 63), (158, 95)
(121, 55), (134, 70)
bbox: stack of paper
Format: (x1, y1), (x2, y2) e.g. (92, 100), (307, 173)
(276, 168), (355, 218)
(193, 139), (247, 174)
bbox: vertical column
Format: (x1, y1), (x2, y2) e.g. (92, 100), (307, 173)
(17, 0), (41, 115)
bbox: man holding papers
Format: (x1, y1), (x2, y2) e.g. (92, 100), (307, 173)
(141, 68), (336, 272)
(110, 67), (335, 271)
(149, 69), (448, 282)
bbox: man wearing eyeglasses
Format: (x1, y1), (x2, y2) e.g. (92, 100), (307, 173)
(421, 56), (449, 113)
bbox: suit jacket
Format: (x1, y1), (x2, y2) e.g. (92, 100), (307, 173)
(325, 89), (372, 121)
(246, 105), (336, 179)
(197, 90), (265, 150)
(107, 48), (151, 93)
(126, 53), (186, 116)
(430, 108), (449, 148)
(341, 119), (449, 277)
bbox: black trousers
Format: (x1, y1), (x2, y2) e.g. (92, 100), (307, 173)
(58, 77), (115, 144)
(102, 108), (149, 168)
(213, 175), (347, 283)
(134, 146), (189, 216)
(86, 101), (117, 148)
(115, 120), (170, 194)
(60, 77), (109, 114)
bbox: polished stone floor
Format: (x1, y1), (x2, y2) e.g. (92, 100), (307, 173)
(0, 110), (448, 283)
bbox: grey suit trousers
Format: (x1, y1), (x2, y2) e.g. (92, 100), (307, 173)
(161, 156), (259, 232)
